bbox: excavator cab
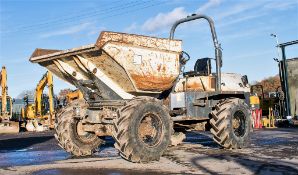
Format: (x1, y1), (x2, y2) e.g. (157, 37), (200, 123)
(0, 96), (12, 116)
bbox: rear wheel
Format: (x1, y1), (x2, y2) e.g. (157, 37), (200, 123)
(210, 98), (251, 149)
(54, 99), (103, 156)
(113, 97), (172, 163)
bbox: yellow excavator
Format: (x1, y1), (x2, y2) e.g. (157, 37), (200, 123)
(22, 71), (55, 131)
(66, 89), (83, 104)
(0, 66), (19, 133)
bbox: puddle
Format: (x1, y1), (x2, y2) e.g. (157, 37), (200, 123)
(15, 147), (33, 152)
(0, 150), (68, 168)
(94, 147), (118, 158)
(32, 168), (171, 175)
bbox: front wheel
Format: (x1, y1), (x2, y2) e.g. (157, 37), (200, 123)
(54, 100), (103, 156)
(113, 97), (172, 163)
(210, 98), (251, 149)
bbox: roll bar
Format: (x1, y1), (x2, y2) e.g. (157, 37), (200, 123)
(170, 14), (222, 92)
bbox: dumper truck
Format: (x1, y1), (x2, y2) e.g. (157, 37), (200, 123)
(30, 14), (252, 163)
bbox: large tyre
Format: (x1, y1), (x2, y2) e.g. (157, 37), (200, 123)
(113, 97), (172, 163)
(210, 98), (251, 149)
(54, 99), (103, 156)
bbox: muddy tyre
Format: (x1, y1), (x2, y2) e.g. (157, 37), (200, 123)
(113, 97), (172, 163)
(210, 98), (251, 149)
(54, 99), (103, 156)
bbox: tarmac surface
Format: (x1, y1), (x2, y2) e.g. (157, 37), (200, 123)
(0, 128), (297, 175)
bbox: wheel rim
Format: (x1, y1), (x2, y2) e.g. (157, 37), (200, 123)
(74, 119), (96, 143)
(137, 112), (163, 147)
(232, 110), (246, 137)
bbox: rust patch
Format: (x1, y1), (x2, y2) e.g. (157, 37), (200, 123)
(186, 81), (203, 91)
(131, 74), (175, 91)
(157, 64), (162, 72)
(210, 77), (216, 89)
(175, 76), (217, 92)
(162, 65), (167, 73)
(103, 42), (180, 92)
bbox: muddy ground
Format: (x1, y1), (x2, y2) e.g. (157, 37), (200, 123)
(0, 128), (297, 175)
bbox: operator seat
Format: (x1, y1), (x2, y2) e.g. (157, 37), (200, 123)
(183, 57), (212, 77)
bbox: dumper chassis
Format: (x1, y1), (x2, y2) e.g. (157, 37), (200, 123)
(30, 14), (251, 163)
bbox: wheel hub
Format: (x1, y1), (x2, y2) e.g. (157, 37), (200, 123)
(232, 118), (240, 129)
(232, 110), (246, 137)
(76, 121), (88, 136)
(75, 119), (96, 142)
(138, 113), (162, 147)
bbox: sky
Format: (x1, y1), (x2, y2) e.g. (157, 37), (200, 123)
(0, 0), (298, 98)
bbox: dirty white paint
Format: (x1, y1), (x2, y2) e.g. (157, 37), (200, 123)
(97, 31), (182, 52)
(103, 43), (180, 91)
(221, 73), (250, 92)
(175, 73), (250, 92)
(53, 60), (85, 80)
(75, 55), (134, 99)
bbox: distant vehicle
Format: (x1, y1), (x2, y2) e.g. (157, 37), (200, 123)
(0, 66), (19, 133)
(22, 71), (55, 131)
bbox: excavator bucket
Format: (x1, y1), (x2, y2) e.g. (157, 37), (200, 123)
(0, 121), (19, 134)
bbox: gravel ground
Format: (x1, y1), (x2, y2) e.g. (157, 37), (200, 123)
(0, 128), (297, 174)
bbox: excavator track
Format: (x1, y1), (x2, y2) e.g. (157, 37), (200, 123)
(0, 121), (19, 134)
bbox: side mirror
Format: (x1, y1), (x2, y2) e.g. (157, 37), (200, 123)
(241, 75), (248, 87)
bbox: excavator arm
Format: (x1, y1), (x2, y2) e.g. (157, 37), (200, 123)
(34, 71), (54, 117)
(47, 72), (54, 119)
(25, 70), (55, 131)
(66, 89), (83, 104)
(0, 66), (19, 133)
(1, 66), (8, 119)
